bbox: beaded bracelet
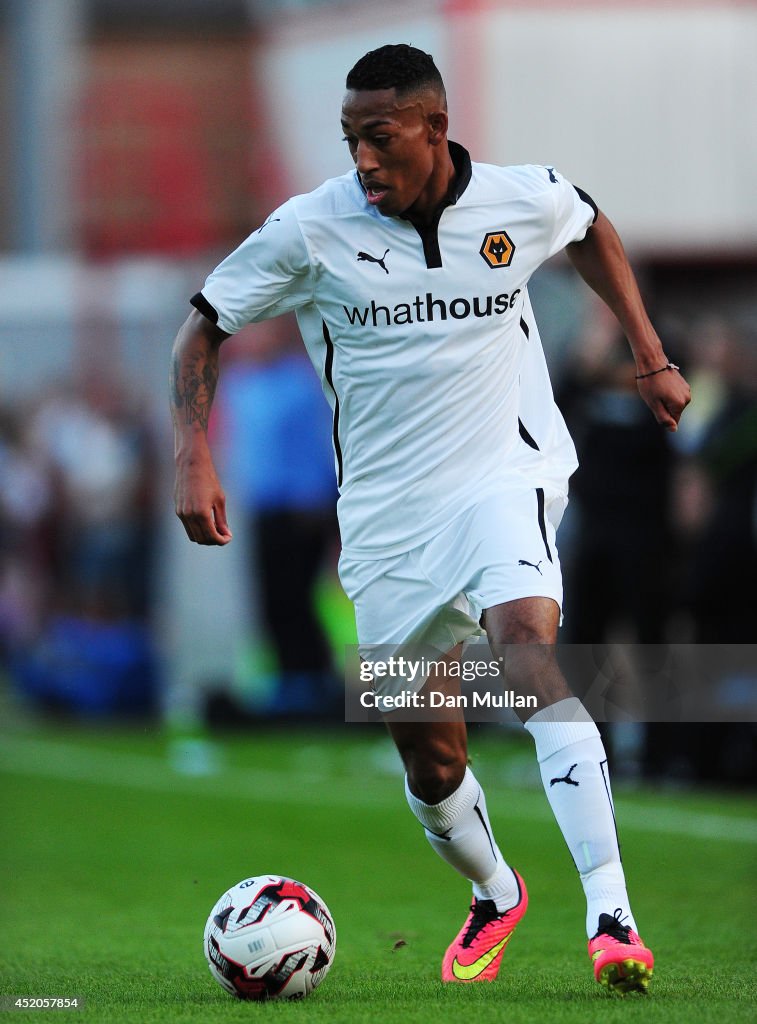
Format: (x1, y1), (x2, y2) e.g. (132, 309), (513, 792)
(635, 362), (680, 380)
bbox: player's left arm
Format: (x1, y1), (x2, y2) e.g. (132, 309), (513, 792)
(566, 211), (691, 432)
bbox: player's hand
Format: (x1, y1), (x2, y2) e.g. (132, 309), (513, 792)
(174, 452), (233, 546)
(637, 366), (691, 432)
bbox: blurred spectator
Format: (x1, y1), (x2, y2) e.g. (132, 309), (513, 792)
(675, 320), (757, 642)
(28, 374), (155, 620)
(645, 318), (755, 785)
(5, 374), (158, 717)
(0, 404), (56, 653)
(558, 306), (679, 645)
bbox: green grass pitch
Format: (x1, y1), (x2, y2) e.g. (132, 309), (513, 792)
(1, 722), (755, 1023)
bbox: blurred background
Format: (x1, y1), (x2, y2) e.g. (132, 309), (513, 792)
(0, 0), (755, 783)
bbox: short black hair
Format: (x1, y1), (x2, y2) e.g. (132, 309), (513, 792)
(346, 44), (445, 102)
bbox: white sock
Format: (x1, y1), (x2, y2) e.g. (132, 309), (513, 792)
(524, 698), (637, 937)
(404, 766), (519, 912)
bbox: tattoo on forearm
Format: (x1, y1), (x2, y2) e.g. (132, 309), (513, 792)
(171, 351), (218, 432)
(170, 354), (183, 410)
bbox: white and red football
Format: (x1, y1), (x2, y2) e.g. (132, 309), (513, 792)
(203, 874), (336, 1001)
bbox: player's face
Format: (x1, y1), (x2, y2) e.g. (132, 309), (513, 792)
(341, 88), (448, 221)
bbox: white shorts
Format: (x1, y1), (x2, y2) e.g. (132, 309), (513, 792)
(339, 487), (567, 661)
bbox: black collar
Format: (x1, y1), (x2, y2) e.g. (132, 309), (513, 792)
(399, 140), (471, 234)
(355, 141), (472, 268)
(447, 140), (473, 204)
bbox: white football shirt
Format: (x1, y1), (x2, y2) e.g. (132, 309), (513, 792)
(193, 144), (596, 558)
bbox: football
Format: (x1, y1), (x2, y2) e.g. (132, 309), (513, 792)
(203, 874), (336, 1001)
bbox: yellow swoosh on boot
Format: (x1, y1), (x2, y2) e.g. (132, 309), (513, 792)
(451, 934), (512, 981)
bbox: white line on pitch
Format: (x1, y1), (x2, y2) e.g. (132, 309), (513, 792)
(1, 735), (755, 844)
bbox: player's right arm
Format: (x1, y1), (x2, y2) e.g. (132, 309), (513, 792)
(170, 309), (232, 545)
(170, 200), (313, 544)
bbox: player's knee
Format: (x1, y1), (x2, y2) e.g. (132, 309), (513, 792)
(485, 598), (559, 646)
(404, 744), (467, 805)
